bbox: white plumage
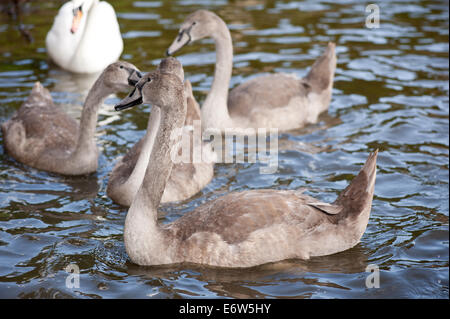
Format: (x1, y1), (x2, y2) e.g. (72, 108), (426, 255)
(46, 0), (123, 74)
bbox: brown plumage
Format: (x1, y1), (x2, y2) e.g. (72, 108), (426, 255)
(165, 151), (378, 266)
(2, 82), (79, 167)
(227, 74), (311, 117)
(1, 61), (141, 175)
(107, 58), (214, 206)
(167, 10), (337, 131)
(117, 60), (378, 268)
(228, 42), (335, 117)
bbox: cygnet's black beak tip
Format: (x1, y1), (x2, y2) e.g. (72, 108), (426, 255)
(114, 96), (143, 112)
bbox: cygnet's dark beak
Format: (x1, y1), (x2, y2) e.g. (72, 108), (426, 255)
(115, 87), (143, 111)
(166, 28), (191, 56)
(127, 69), (143, 86)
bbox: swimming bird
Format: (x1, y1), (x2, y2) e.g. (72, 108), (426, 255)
(114, 66), (378, 268)
(46, 0), (123, 74)
(167, 9), (336, 132)
(1, 61), (141, 175)
(107, 57), (215, 206)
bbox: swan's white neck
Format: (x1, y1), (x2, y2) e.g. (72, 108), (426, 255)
(201, 20), (233, 131)
(73, 0), (97, 12)
(70, 0), (97, 39)
(74, 0), (98, 45)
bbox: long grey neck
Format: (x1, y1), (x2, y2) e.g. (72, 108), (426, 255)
(124, 95), (186, 265)
(201, 19), (233, 130)
(126, 106), (161, 189)
(131, 99), (187, 216)
(71, 75), (109, 159)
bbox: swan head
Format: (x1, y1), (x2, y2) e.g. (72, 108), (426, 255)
(157, 57), (184, 82)
(101, 61), (142, 92)
(71, 0), (96, 12)
(167, 10), (222, 56)
(70, 0), (96, 34)
(115, 60), (185, 116)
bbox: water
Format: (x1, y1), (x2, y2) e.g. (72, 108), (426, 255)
(0, 0), (448, 299)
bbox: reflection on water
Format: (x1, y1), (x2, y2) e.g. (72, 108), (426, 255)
(46, 68), (123, 126)
(0, 0), (448, 298)
(125, 246), (371, 298)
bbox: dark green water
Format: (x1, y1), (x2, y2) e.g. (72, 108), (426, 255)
(0, 0), (448, 298)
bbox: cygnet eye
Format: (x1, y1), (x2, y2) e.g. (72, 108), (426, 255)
(147, 77), (152, 82)
(119, 65), (124, 69)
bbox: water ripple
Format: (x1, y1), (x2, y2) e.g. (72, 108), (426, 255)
(0, 0), (448, 299)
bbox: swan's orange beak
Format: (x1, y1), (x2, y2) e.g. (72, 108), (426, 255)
(71, 8), (83, 34)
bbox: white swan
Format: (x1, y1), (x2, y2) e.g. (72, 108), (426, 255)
(167, 10), (337, 132)
(46, 0), (123, 74)
(1, 61), (140, 175)
(114, 62), (378, 268)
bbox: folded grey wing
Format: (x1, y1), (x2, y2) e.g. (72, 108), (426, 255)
(307, 202), (343, 215)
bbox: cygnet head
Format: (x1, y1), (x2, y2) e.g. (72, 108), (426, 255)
(157, 57), (184, 82)
(115, 59), (186, 116)
(167, 10), (223, 55)
(101, 61), (142, 93)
